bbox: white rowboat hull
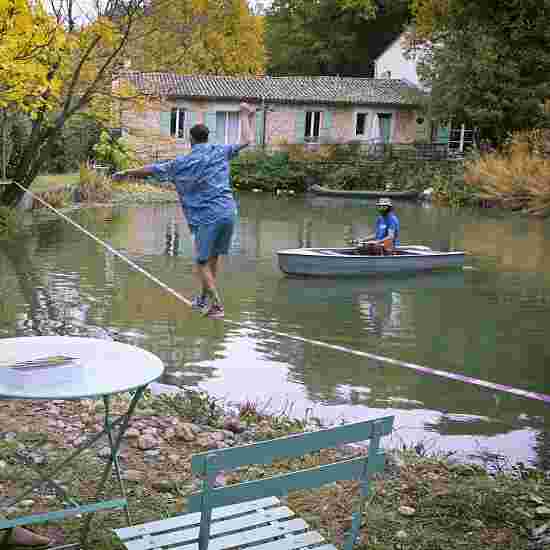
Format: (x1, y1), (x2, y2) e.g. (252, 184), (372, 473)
(277, 246), (465, 276)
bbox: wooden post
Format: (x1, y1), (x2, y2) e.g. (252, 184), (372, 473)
(459, 123), (465, 153)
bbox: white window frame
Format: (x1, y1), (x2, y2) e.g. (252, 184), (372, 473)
(354, 110), (371, 139)
(170, 108), (186, 139)
(304, 111), (322, 143)
(216, 111), (241, 144)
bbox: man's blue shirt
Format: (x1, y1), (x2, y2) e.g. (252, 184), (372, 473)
(375, 212), (400, 245)
(151, 143), (239, 227)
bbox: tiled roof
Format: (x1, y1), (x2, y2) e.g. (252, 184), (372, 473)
(120, 72), (421, 106)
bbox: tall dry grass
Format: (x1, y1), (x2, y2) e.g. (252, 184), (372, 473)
(465, 130), (550, 216)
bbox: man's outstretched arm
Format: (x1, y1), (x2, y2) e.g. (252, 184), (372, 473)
(112, 165), (155, 181)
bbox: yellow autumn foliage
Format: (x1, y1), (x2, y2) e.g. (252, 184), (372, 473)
(128, 0), (265, 75)
(0, 0), (67, 112)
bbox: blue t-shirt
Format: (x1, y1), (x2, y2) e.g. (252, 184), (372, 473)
(151, 143), (240, 227)
(375, 212), (400, 245)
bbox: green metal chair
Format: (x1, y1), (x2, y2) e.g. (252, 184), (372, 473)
(114, 415), (394, 550)
(1, 499), (127, 549)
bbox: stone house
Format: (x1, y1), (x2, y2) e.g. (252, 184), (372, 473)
(115, 72), (425, 161)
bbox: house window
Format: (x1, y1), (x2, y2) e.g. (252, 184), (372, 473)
(216, 111), (240, 144)
(305, 111), (321, 141)
(355, 112), (368, 136)
(170, 108), (185, 138)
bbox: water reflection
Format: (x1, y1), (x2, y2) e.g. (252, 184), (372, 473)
(0, 195), (549, 468)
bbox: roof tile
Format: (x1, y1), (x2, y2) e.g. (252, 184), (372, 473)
(120, 72), (421, 106)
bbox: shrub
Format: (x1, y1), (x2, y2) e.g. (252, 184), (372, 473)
(78, 163), (112, 202)
(0, 206), (21, 239)
(464, 130), (550, 215)
(92, 130), (135, 172)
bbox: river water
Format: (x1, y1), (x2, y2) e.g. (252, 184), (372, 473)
(1, 193), (549, 468)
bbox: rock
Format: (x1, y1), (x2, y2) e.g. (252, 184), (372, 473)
(125, 428), (140, 438)
(152, 480), (179, 493)
(175, 424), (196, 442)
(30, 453), (46, 465)
(19, 499), (35, 508)
(144, 449), (160, 458)
(164, 428), (176, 440)
(210, 431), (225, 442)
(137, 435), (159, 451)
(0, 460), (7, 469)
(139, 408), (156, 417)
(532, 523), (550, 538)
(124, 470), (144, 482)
(3, 432), (17, 441)
(470, 519), (484, 529)
(530, 494), (545, 506)
(223, 417), (245, 434)
(72, 437), (86, 447)
(98, 447), (112, 459)
(189, 423), (203, 434)
(196, 434), (217, 449)
(535, 506), (550, 518)
(398, 506), (416, 517)
(167, 454), (180, 464)
(396, 530), (408, 540)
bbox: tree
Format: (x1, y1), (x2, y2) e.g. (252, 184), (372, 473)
(265, 0), (410, 76)
(127, 0), (265, 75)
(0, 0), (147, 207)
(409, 0), (550, 144)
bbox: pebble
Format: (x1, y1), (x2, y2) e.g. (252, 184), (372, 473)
(138, 435), (159, 451)
(398, 505), (416, 517)
(125, 428), (140, 438)
(98, 447), (112, 459)
(535, 506), (550, 517)
(124, 470), (144, 482)
(0, 460), (6, 469)
(396, 530), (408, 540)
(20, 499), (35, 508)
(175, 424), (196, 442)
(223, 417), (245, 434)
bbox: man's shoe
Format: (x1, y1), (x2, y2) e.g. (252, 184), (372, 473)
(203, 303), (224, 319)
(191, 295), (208, 311)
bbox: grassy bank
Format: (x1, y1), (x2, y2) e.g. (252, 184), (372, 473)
(1, 390), (548, 550)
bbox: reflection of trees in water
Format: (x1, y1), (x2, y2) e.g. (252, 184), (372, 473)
(165, 220), (180, 256)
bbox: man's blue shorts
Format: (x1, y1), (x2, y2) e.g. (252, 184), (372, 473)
(190, 216), (235, 264)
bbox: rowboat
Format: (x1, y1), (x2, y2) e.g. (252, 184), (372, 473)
(277, 245), (465, 276)
(309, 184), (419, 200)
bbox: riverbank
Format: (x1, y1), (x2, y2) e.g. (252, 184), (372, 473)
(1, 389), (548, 550)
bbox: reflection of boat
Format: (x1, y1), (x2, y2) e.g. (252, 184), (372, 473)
(277, 245), (465, 276)
(275, 269), (466, 305)
(309, 185), (419, 200)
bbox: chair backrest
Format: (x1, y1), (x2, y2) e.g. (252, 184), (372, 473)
(188, 415), (394, 550)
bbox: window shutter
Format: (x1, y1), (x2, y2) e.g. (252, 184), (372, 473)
(321, 110), (332, 141)
(436, 123), (450, 144)
(255, 110), (264, 146)
(295, 111), (306, 144)
(185, 111), (197, 143)
(160, 111), (171, 136)
(205, 111), (217, 143)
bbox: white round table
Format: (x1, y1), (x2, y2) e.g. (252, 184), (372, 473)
(0, 336), (165, 541)
(0, 336), (164, 399)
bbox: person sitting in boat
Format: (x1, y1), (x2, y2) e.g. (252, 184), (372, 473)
(357, 197), (400, 255)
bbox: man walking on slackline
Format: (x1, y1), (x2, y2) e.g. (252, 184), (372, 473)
(113, 102), (256, 319)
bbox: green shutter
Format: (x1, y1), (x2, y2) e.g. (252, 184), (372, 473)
(321, 110), (332, 141)
(187, 111), (197, 127)
(205, 111), (217, 143)
(160, 111), (171, 136)
(436, 123), (450, 144)
(255, 110), (265, 147)
(295, 111), (306, 144)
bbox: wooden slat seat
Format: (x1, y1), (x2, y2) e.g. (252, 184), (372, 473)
(114, 416), (394, 550)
